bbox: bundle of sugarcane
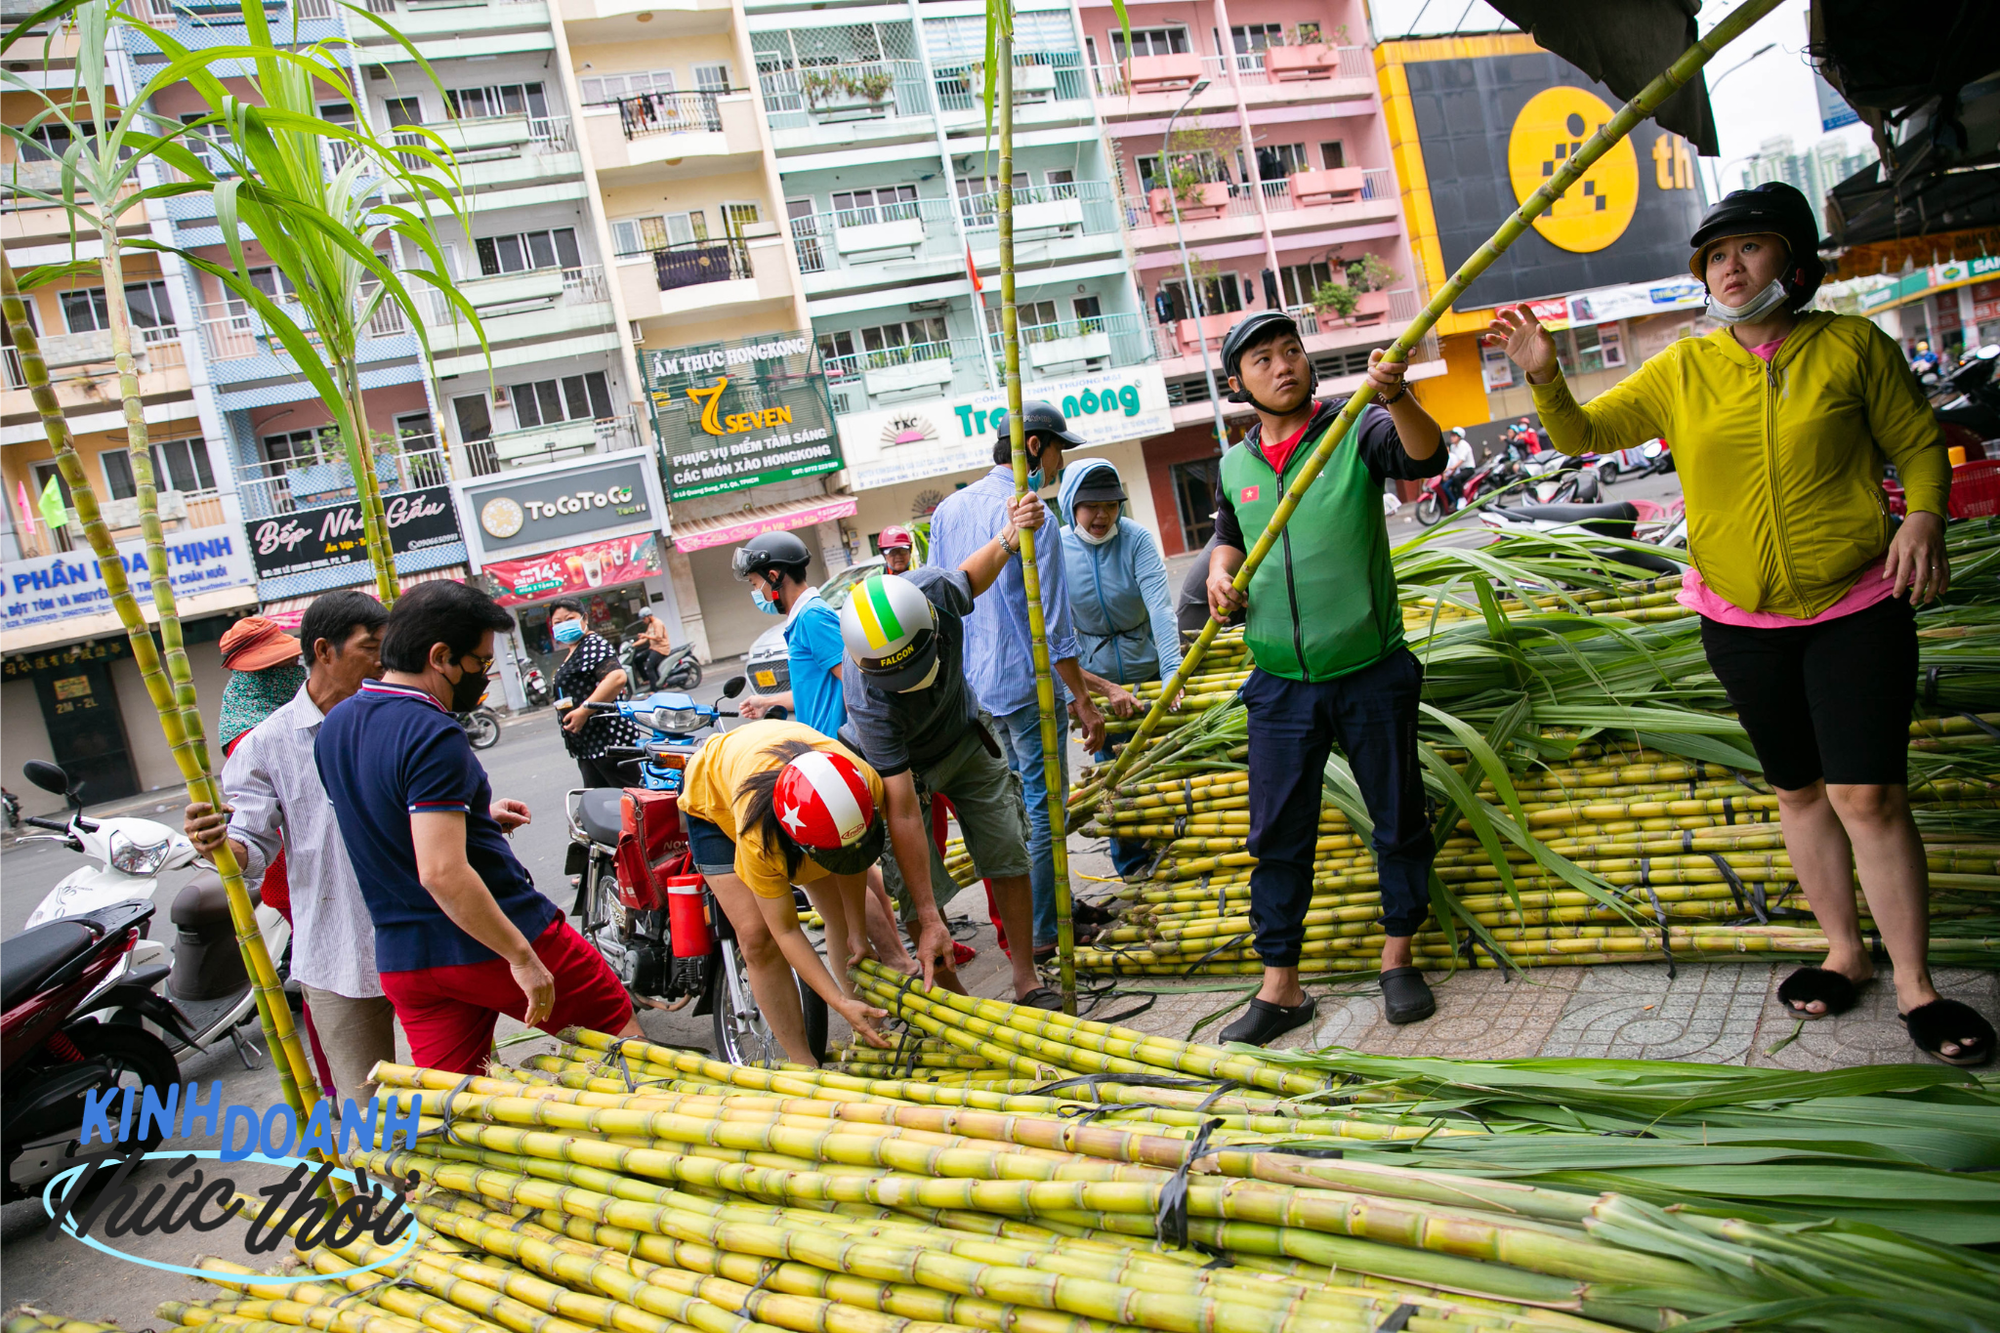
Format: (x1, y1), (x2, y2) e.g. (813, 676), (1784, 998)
(152, 992), (1999, 1333)
(1075, 719), (2000, 975)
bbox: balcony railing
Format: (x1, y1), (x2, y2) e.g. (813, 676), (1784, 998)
(653, 238), (751, 292)
(616, 91), (729, 139)
(138, 0), (332, 23)
(456, 412), (642, 478)
(236, 444), (448, 520)
(990, 311), (1151, 372)
(792, 183), (1117, 275)
(1123, 168), (1398, 230)
(424, 264), (609, 324)
(758, 60), (930, 129)
(526, 115), (573, 151)
(1087, 46), (1369, 97)
(929, 51), (1088, 112)
(821, 337), (970, 383)
(958, 179), (1118, 236)
(198, 296), (407, 363)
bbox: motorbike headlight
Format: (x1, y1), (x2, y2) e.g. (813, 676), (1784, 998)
(109, 828), (171, 876)
(648, 706), (701, 733)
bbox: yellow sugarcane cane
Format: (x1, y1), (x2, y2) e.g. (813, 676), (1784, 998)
(1, 258), (328, 1141)
(993, 18), (1079, 1014)
(1095, 0), (1788, 798)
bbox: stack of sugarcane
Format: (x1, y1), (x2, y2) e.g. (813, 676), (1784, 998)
(1060, 525), (2000, 976)
(138, 985), (1999, 1333)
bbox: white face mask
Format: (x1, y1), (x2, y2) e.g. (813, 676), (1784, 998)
(1073, 518), (1118, 546)
(894, 660), (940, 693)
(1708, 278), (1791, 326)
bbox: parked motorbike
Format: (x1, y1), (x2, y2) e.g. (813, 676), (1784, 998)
(19, 760), (282, 1068)
(522, 664), (551, 709)
(3, 787), (18, 832)
(457, 706), (502, 750)
(2, 900), (181, 1202)
(1595, 439), (1670, 485)
(565, 678), (827, 1067)
(1932, 344), (2000, 457)
(1414, 450), (1595, 526)
(621, 633), (701, 693)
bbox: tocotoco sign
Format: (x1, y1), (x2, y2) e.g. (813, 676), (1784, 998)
(461, 458), (656, 553)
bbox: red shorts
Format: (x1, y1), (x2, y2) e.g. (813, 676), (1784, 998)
(378, 918), (633, 1074)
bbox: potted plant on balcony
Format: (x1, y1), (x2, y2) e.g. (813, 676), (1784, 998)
(1345, 254), (1397, 323)
(1310, 278), (1359, 323)
(803, 67), (895, 117)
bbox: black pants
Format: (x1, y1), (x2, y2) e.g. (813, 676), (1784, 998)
(1698, 595), (1917, 790)
(1242, 650), (1434, 968)
(576, 752), (627, 789)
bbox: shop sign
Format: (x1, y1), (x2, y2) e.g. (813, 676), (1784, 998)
(837, 366), (1172, 492)
(3, 525), (254, 635)
(484, 533), (664, 605)
(3, 635), (131, 679)
(462, 459), (655, 553)
(640, 331), (843, 500)
(671, 497), (858, 553)
(249, 488), (461, 581)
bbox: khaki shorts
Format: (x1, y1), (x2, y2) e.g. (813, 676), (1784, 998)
(879, 717), (1032, 919)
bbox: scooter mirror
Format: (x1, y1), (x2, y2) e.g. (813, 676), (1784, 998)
(722, 676), (747, 698)
(23, 760), (71, 799)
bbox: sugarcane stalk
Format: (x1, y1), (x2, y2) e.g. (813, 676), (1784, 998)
(993, 21), (1078, 1013)
(1, 257), (326, 1135)
(1095, 0), (1789, 796)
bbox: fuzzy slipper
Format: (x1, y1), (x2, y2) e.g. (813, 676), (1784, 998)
(1776, 966), (1864, 1019)
(1072, 899), (1118, 928)
(1900, 998), (1995, 1067)
(1380, 967), (1437, 1026)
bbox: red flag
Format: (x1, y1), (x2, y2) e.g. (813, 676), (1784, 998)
(965, 245), (983, 294)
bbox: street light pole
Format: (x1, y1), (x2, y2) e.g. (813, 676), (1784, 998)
(1164, 79), (1229, 452)
(1699, 42), (1777, 199)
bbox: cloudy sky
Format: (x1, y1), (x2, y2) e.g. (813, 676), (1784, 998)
(1365, 0), (1878, 194)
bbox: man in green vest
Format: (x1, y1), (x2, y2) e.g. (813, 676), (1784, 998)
(1204, 311), (1446, 1043)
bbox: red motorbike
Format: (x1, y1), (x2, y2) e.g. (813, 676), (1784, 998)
(1415, 454), (1518, 526)
(2, 900), (179, 1201)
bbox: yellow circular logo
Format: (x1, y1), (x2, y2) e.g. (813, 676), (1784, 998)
(1507, 86), (1638, 254)
(480, 496), (524, 539)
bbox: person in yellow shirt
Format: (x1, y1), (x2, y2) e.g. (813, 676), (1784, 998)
(1486, 182), (1987, 1068)
(679, 719), (892, 1063)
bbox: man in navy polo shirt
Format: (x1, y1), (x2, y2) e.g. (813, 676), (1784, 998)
(316, 580), (639, 1074)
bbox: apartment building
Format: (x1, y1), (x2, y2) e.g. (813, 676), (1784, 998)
(2, 15), (258, 805)
(1077, 0), (1440, 555)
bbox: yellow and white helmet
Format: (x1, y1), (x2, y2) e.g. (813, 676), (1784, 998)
(838, 573), (940, 692)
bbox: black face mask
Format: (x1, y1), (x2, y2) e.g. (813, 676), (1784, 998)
(448, 659), (489, 713)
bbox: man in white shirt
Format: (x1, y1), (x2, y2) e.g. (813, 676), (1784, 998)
(1443, 428), (1477, 505)
(184, 590), (391, 1106)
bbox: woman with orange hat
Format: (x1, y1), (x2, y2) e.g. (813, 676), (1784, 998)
(216, 615), (306, 920)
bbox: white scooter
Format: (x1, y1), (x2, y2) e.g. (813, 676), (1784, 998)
(17, 760), (288, 1068)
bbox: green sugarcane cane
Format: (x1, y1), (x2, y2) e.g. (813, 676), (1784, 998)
(1095, 0), (1788, 798)
(993, 20), (1078, 1012)
(1, 258), (328, 1139)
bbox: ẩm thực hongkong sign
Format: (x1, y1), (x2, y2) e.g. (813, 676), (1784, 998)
(640, 332), (842, 500)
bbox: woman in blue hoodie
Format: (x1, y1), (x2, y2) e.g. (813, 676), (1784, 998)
(1059, 459), (1181, 880)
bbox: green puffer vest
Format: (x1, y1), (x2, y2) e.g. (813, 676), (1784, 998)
(1218, 402), (1403, 680)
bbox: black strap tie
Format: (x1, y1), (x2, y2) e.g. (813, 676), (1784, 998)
(1375, 1304), (1419, 1333)
(599, 1036), (641, 1091)
(1154, 1117), (1224, 1248)
(1192, 1081), (1242, 1114)
(415, 1073), (480, 1143)
(1704, 852), (1759, 921)
(1958, 712), (2000, 742)
(1643, 881), (1675, 978)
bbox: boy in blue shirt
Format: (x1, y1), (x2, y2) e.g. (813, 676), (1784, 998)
(316, 580), (640, 1074)
(733, 531), (845, 737)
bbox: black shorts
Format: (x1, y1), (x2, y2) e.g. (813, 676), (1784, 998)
(1698, 595), (1917, 791)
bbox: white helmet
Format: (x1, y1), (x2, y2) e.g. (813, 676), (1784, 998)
(838, 573), (939, 692)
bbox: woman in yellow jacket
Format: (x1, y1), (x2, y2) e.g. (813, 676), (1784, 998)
(1487, 182), (1988, 1067)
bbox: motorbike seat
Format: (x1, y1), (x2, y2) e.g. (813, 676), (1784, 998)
(1499, 501), (1638, 523)
(579, 788), (626, 848)
(1, 919), (97, 1011)
(169, 872), (259, 932)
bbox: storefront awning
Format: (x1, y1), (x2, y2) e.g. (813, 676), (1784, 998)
(258, 565), (470, 629)
(670, 495), (858, 553)
(0, 584), (260, 657)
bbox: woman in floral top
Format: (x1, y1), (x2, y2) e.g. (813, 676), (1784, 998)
(549, 598), (640, 787)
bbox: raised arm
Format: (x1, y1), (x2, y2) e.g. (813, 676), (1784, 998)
(1488, 304), (1665, 455)
(958, 492), (1045, 597)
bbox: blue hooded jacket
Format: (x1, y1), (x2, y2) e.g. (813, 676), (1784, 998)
(1057, 459), (1182, 685)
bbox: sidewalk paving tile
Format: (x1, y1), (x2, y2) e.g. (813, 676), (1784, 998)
(1536, 961), (1774, 1062)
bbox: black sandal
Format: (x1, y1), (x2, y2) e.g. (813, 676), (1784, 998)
(1380, 967), (1436, 1026)
(1072, 899), (1117, 928)
(1218, 996), (1318, 1046)
(1017, 987), (1065, 1011)
(1776, 966), (1863, 1019)
(1900, 999), (1996, 1067)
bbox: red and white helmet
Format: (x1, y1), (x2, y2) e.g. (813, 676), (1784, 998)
(774, 750), (880, 870)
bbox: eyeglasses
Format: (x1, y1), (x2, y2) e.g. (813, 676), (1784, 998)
(458, 653), (495, 675)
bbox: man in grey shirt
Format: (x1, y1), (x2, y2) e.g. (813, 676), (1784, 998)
(184, 590), (394, 1105)
(841, 492), (1059, 1008)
